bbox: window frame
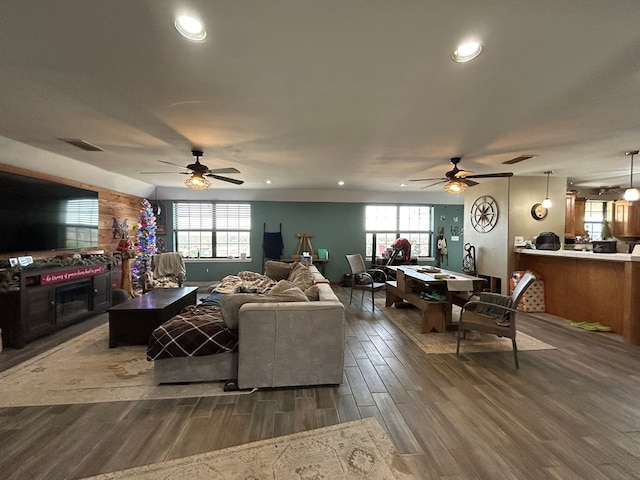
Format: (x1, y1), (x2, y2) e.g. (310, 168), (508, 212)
(365, 204), (434, 262)
(173, 202), (251, 259)
(583, 200), (606, 241)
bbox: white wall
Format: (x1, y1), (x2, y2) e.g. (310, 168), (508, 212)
(463, 178), (511, 293)
(463, 175), (567, 294)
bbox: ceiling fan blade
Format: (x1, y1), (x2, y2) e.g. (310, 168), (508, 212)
(409, 177), (445, 182)
(419, 180), (447, 189)
(140, 171), (182, 174)
(461, 179), (480, 187)
(209, 167), (241, 174)
(205, 174), (245, 185)
(158, 159), (190, 169)
(463, 172), (513, 179)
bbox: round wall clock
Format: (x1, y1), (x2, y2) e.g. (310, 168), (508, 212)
(470, 195), (499, 233)
(530, 203), (548, 220)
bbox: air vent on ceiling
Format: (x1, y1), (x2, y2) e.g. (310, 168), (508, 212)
(59, 138), (104, 152)
(502, 155), (535, 165)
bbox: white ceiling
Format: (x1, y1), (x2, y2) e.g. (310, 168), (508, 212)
(1, 0), (640, 199)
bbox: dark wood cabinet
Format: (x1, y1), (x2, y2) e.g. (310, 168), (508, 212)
(23, 285), (55, 339)
(93, 272), (112, 311)
(1, 264), (113, 349)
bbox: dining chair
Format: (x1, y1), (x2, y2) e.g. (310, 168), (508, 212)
(345, 254), (387, 311)
(456, 270), (537, 368)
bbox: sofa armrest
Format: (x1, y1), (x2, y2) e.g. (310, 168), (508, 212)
(237, 301), (345, 389)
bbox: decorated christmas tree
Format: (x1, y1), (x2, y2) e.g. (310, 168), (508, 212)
(132, 199), (157, 284)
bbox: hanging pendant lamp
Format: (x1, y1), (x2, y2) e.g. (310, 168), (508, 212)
(624, 151), (639, 201)
(541, 171), (553, 209)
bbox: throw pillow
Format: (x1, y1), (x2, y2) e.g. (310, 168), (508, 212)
(287, 264), (315, 291)
(264, 260), (293, 281)
(268, 280), (310, 301)
(304, 284), (320, 301)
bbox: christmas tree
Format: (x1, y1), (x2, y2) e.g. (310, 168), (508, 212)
(132, 199), (157, 284)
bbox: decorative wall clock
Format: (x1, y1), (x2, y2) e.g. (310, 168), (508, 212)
(530, 202), (548, 220)
(470, 195), (499, 233)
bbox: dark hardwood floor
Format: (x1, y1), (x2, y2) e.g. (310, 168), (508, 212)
(1, 286), (640, 479)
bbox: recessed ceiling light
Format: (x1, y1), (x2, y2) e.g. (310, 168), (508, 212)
(266, 180), (272, 184)
(452, 40), (482, 63)
(399, 183), (407, 188)
(174, 15), (207, 42)
(338, 181), (345, 186)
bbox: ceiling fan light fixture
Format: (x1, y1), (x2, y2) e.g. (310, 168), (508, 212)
(541, 171), (553, 208)
(624, 150), (639, 201)
(185, 173), (210, 190)
(444, 180), (468, 194)
(452, 40), (482, 63)
(174, 15), (207, 42)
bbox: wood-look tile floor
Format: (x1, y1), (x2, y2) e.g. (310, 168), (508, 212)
(1, 286), (640, 479)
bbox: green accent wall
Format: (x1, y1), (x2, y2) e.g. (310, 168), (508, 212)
(161, 201), (464, 282)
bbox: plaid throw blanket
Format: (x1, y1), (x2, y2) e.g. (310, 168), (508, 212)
(147, 305), (238, 360)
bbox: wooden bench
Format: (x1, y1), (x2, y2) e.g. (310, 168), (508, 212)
(385, 280), (449, 333)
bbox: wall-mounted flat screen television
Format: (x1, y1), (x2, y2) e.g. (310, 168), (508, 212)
(0, 171), (99, 254)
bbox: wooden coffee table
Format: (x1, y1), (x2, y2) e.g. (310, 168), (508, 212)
(108, 287), (198, 347)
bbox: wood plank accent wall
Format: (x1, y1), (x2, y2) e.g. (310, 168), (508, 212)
(0, 163), (143, 260)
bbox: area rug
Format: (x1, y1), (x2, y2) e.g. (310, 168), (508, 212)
(378, 299), (556, 355)
(81, 417), (415, 479)
(0, 323), (248, 407)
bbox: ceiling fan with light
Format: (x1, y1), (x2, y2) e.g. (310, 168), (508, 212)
(410, 157), (513, 193)
(141, 149), (244, 190)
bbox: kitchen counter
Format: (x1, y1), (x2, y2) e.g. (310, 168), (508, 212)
(514, 247), (640, 345)
(514, 247), (639, 262)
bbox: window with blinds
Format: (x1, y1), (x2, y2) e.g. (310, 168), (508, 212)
(365, 205), (433, 259)
(174, 202), (251, 258)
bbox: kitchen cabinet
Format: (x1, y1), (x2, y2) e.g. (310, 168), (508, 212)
(565, 194), (575, 236)
(565, 194), (586, 237)
(613, 200), (640, 238)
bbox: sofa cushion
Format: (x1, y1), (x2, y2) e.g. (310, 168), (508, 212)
(287, 263), (315, 291)
(268, 279), (309, 300)
(220, 285), (309, 330)
(264, 260), (293, 281)
(304, 284), (320, 301)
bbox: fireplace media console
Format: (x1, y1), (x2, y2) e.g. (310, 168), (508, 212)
(0, 263), (112, 349)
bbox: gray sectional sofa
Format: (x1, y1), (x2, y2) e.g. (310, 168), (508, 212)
(151, 262), (345, 389)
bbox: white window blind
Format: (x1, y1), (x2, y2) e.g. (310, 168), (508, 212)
(174, 202), (251, 258)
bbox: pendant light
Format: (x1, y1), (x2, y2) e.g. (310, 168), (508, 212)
(541, 171), (553, 209)
(184, 172), (211, 190)
(624, 151), (639, 201)
(444, 179), (468, 194)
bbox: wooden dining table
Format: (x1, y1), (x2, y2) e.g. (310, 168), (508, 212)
(384, 266), (486, 333)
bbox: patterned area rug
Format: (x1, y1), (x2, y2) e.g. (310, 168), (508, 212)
(0, 323), (247, 407)
(81, 417), (415, 479)
(379, 299), (556, 354)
